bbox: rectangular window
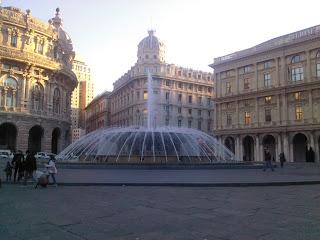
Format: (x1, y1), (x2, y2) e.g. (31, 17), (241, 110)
(291, 67), (304, 81)
(38, 43), (44, 54)
(316, 63), (320, 77)
(244, 65), (251, 73)
(198, 86), (202, 92)
(244, 79), (250, 89)
(178, 82), (183, 88)
(165, 92), (170, 100)
(265, 109), (272, 122)
(166, 80), (170, 86)
(165, 118), (169, 126)
(178, 94), (182, 102)
(208, 110), (211, 117)
(178, 71), (182, 76)
(188, 109), (192, 115)
(227, 114), (232, 126)
(198, 120), (202, 130)
(207, 98), (211, 106)
(264, 73), (271, 87)
(295, 106), (303, 120)
(136, 91), (140, 100)
(295, 92), (302, 101)
(207, 121), (211, 131)
(264, 61), (272, 69)
(265, 96), (272, 104)
(226, 82), (231, 93)
(178, 119), (182, 127)
(178, 107), (182, 114)
(143, 91), (148, 100)
(188, 95), (192, 104)
(198, 96), (202, 105)
(188, 120), (192, 128)
(198, 110), (201, 116)
(244, 112), (251, 125)
(189, 84), (193, 90)
(11, 35), (17, 47)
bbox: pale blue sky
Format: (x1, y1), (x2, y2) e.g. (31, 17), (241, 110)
(4, 0), (320, 95)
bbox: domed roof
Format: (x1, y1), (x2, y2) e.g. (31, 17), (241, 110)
(137, 30), (166, 64)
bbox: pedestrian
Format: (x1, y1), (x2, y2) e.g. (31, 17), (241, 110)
(308, 147), (315, 162)
(263, 148), (274, 171)
(279, 152), (286, 168)
(4, 161), (13, 182)
(45, 155), (58, 186)
(11, 150), (25, 183)
(24, 151), (37, 185)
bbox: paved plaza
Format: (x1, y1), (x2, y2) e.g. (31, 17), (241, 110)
(0, 184), (320, 240)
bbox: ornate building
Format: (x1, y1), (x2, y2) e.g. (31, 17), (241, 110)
(210, 25), (320, 162)
(71, 56), (94, 142)
(0, 7), (77, 153)
(85, 90), (111, 133)
(110, 30), (214, 133)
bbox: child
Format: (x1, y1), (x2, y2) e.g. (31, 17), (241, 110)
(4, 161), (13, 182)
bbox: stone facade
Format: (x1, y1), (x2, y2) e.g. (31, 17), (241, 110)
(85, 91), (111, 133)
(0, 7), (77, 153)
(210, 25), (320, 162)
(110, 30), (214, 133)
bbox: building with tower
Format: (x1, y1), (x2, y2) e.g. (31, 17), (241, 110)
(108, 30), (214, 133)
(0, 6), (77, 153)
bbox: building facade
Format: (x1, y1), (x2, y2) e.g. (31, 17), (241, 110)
(110, 30), (214, 133)
(0, 7), (77, 153)
(85, 91), (111, 133)
(71, 56), (94, 142)
(210, 25), (320, 162)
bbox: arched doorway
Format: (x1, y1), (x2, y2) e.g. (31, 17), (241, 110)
(224, 137), (235, 154)
(262, 135), (276, 161)
(51, 128), (61, 154)
(28, 125), (44, 153)
(293, 133), (308, 162)
(0, 122), (17, 151)
(243, 136), (254, 161)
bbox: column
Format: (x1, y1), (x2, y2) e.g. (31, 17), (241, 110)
(315, 135), (320, 163)
(277, 134), (282, 161)
(275, 57), (280, 87)
(306, 50), (311, 82)
(255, 97), (259, 127)
(260, 144), (264, 162)
(235, 136), (240, 161)
(239, 136), (243, 161)
(281, 93), (287, 125)
(236, 101), (239, 128)
(255, 63), (259, 91)
(235, 68), (239, 94)
(309, 91), (313, 122)
(255, 135), (260, 161)
(280, 56), (286, 86)
(277, 94), (281, 124)
(3, 89), (7, 107)
(215, 73), (220, 98)
(283, 133), (290, 162)
(310, 132), (315, 150)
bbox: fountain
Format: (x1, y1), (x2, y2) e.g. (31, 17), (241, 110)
(57, 71), (237, 164)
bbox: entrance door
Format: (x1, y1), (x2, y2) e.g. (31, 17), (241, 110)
(0, 122), (17, 151)
(51, 128), (61, 154)
(262, 135), (276, 161)
(243, 136), (254, 161)
(293, 133), (307, 162)
(28, 125), (44, 153)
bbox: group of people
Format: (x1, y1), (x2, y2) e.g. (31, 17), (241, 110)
(263, 149), (286, 171)
(3, 150), (58, 186)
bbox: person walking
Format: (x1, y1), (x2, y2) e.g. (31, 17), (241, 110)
(11, 150), (25, 183)
(45, 155), (58, 186)
(4, 161), (13, 182)
(263, 148), (274, 171)
(24, 151), (37, 185)
(279, 152), (286, 168)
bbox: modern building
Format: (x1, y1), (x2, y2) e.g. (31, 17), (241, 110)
(85, 90), (111, 133)
(210, 25), (320, 162)
(71, 56), (94, 142)
(0, 7), (77, 153)
(109, 30), (214, 133)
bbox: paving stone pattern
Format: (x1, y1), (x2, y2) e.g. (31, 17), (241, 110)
(0, 185), (320, 240)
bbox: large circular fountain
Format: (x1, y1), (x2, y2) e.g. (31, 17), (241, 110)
(58, 126), (236, 164)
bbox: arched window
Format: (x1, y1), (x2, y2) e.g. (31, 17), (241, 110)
(11, 34), (17, 47)
(53, 88), (61, 114)
(1, 77), (18, 108)
(31, 83), (44, 111)
(291, 55), (302, 63)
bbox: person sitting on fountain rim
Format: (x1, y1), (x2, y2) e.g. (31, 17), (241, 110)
(263, 148), (274, 172)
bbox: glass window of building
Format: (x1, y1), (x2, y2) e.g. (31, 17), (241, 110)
(166, 80), (170, 86)
(166, 92), (170, 100)
(244, 79), (250, 89)
(165, 118), (169, 126)
(188, 109), (192, 115)
(295, 92), (302, 101)
(188, 120), (192, 128)
(143, 91), (148, 100)
(178, 107), (182, 114)
(207, 98), (211, 106)
(295, 106), (303, 120)
(38, 43), (44, 54)
(264, 61), (272, 69)
(178, 94), (182, 102)
(188, 95), (192, 103)
(244, 112), (251, 125)
(197, 120), (202, 130)
(11, 34), (17, 47)
(178, 82), (183, 88)
(198, 96), (202, 105)
(291, 67), (304, 81)
(178, 71), (182, 76)
(265, 109), (272, 122)
(178, 119), (182, 127)
(208, 110), (211, 117)
(198, 110), (201, 116)
(226, 82), (231, 93)
(136, 91), (140, 100)
(198, 86), (202, 92)
(189, 84), (193, 90)
(317, 63), (320, 77)
(264, 73), (271, 87)
(291, 55), (302, 63)
(265, 96), (272, 104)
(226, 114), (232, 126)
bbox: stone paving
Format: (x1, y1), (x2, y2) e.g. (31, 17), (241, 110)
(0, 185), (320, 240)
